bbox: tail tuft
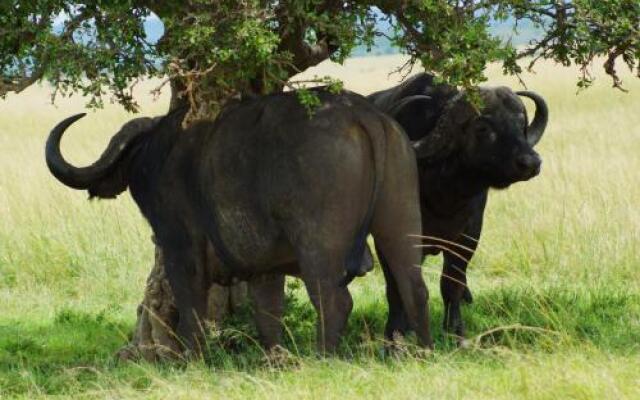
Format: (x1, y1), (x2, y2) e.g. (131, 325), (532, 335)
(339, 236), (369, 287)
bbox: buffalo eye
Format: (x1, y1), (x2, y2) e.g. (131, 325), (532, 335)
(474, 119), (496, 143)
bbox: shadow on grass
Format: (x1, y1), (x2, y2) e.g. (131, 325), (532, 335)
(0, 309), (132, 394)
(213, 283), (640, 364)
(1, 286), (638, 395)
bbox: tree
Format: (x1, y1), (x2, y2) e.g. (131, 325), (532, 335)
(2, 0), (638, 360)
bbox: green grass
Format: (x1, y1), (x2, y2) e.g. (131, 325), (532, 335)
(1, 59), (639, 398)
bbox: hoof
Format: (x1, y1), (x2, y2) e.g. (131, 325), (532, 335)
(382, 331), (408, 358)
(382, 332), (433, 359)
(115, 342), (184, 363)
(116, 345), (140, 362)
(462, 287), (473, 304)
(357, 244), (375, 276)
(262, 345), (300, 369)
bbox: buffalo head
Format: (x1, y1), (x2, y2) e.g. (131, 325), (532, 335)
(45, 107), (187, 199)
(390, 87), (548, 189)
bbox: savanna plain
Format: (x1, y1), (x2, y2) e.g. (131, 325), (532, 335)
(1, 56), (639, 399)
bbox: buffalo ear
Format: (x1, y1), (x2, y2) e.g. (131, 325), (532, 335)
(413, 92), (477, 162)
(387, 95), (432, 141)
(138, 105), (189, 140)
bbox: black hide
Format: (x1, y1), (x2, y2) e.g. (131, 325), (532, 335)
(46, 90), (434, 353)
(368, 73), (548, 340)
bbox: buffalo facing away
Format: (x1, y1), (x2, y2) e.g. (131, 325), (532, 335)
(368, 73), (548, 341)
(46, 91), (433, 355)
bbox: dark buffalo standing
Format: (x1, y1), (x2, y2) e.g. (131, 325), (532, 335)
(367, 73), (548, 341)
(45, 90), (433, 354)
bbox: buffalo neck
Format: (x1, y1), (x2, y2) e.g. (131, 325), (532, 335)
(129, 127), (179, 195)
(419, 158), (489, 218)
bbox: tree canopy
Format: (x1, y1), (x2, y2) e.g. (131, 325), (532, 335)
(1, 1), (639, 114)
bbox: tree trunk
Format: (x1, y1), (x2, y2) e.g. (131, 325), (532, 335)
(117, 78), (249, 362)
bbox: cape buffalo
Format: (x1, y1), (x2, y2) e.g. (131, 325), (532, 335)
(45, 90), (433, 354)
(367, 73), (548, 341)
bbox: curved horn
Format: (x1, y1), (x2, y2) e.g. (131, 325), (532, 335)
(45, 113), (148, 190)
(386, 95), (431, 117)
(516, 91), (548, 146)
(412, 92), (477, 161)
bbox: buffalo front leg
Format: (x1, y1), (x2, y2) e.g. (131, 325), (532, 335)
(299, 253), (353, 355)
(375, 243), (411, 340)
(441, 253), (469, 339)
(248, 274), (286, 349)
(441, 219), (482, 341)
(306, 279), (353, 355)
(373, 236), (432, 349)
(369, 151), (432, 348)
(158, 235), (213, 356)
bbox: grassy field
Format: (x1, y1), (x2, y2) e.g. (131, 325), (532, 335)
(1, 56), (639, 399)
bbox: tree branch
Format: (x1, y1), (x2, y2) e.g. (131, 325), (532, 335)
(604, 39), (634, 91)
(0, 72), (44, 96)
(0, 8), (90, 97)
(276, 6), (338, 76)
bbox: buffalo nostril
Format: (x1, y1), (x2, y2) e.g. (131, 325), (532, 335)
(516, 154), (541, 174)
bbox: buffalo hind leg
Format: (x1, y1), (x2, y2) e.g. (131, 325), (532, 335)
(249, 274), (286, 350)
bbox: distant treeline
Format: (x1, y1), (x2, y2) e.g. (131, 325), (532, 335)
(352, 19), (543, 58)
